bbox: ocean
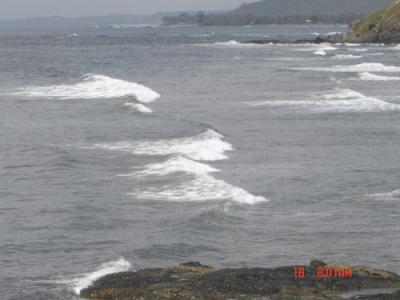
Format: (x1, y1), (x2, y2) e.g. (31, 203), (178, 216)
(1, 24), (400, 299)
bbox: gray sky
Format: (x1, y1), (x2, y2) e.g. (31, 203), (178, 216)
(1, 0), (254, 20)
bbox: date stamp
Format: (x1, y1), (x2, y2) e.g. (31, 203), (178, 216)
(293, 266), (353, 279)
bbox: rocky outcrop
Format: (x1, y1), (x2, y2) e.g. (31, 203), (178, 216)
(346, 0), (400, 43)
(80, 261), (400, 300)
(244, 0), (400, 45)
(245, 35), (346, 45)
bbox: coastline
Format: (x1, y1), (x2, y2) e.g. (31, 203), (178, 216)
(81, 261), (400, 300)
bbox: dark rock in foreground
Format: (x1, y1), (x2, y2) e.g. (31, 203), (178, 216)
(81, 261), (400, 300)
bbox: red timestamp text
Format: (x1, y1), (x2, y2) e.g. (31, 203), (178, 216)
(293, 266), (353, 279)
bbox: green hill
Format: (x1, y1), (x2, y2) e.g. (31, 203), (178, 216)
(348, 0), (400, 42)
(163, 0), (395, 26)
(235, 0), (393, 17)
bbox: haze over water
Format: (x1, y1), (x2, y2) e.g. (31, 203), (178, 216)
(1, 24), (400, 299)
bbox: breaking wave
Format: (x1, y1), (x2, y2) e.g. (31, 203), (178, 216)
(295, 63), (400, 73)
(294, 43), (337, 56)
(344, 43), (361, 46)
(357, 72), (400, 81)
(214, 40), (241, 46)
(94, 129), (233, 161)
(314, 49), (327, 56)
(326, 31), (343, 36)
(314, 45), (337, 56)
(15, 74), (160, 102)
(125, 155), (268, 204)
(44, 258), (131, 295)
(213, 40), (261, 47)
(368, 190), (400, 201)
(332, 54), (362, 60)
(249, 89), (400, 113)
(93, 130), (266, 204)
(124, 102), (153, 113)
(128, 155), (220, 177)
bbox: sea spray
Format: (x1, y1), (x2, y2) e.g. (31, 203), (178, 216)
(15, 74), (160, 102)
(295, 62), (400, 72)
(94, 129), (233, 162)
(92, 130), (266, 204)
(248, 89), (400, 113)
(125, 155), (267, 204)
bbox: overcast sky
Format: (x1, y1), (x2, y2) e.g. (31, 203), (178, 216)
(0, 0), (255, 20)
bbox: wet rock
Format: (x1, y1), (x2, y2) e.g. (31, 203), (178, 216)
(352, 290), (400, 299)
(244, 34), (347, 45)
(81, 261), (400, 300)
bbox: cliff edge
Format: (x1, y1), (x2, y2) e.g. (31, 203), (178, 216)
(347, 0), (400, 43)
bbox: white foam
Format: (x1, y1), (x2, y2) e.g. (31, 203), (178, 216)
(326, 31), (342, 36)
(126, 156), (267, 204)
(304, 44), (337, 51)
(314, 46), (336, 56)
(357, 72), (400, 81)
(47, 258), (131, 295)
(124, 102), (153, 113)
(332, 54), (362, 60)
(93, 130), (266, 204)
(128, 156), (220, 177)
(94, 129), (233, 161)
(314, 49), (327, 56)
(344, 43), (361, 46)
(369, 190), (400, 201)
(215, 40), (241, 46)
(213, 40), (260, 47)
(296, 43), (337, 56)
(249, 89), (400, 113)
(15, 74), (160, 102)
(366, 52), (384, 56)
(296, 63), (400, 73)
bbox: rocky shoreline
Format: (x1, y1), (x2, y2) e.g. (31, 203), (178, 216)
(245, 35), (348, 45)
(246, 0), (400, 45)
(81, 261), (400, 300)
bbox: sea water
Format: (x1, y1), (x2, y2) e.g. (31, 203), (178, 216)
(1, 24), (400, 299)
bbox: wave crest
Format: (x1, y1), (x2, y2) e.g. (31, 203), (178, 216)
(93, 130), (266, 204)
(44, 257), (131, 295)
(369, 190), (400, 201)
(249, 89), (400, 113)
(94, 129), (233, 161)
(213, 40), (261, 47)
(15, 74), (160, 102)
(125, 155), (267, 204)
(332, 54), (362, 60)
(295, 63), (400, 73)
(127, 155), (220, 177)
(124, 102), (153, 113)
(357, 72), (400, 81)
